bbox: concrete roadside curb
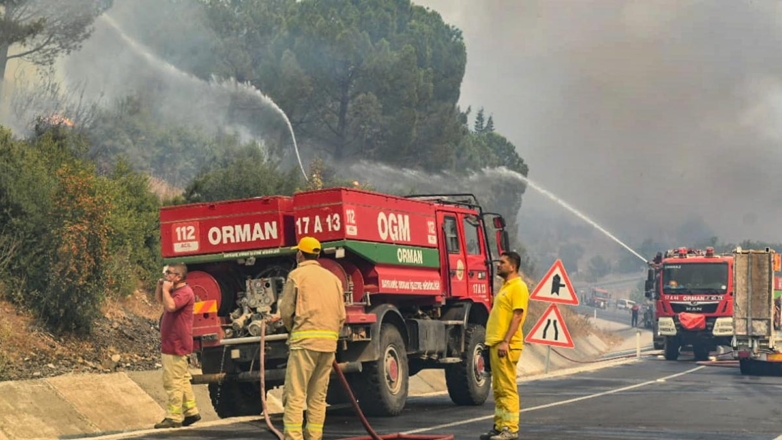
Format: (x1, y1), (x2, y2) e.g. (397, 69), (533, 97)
(0, 319), (650, 440)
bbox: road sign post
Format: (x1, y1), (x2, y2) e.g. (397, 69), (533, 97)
(545, 346), (551, 374)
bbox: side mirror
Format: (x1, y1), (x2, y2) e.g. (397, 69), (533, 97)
(647, 269), (654, 282)
(498, 230), (510, 255)
(644, 280), (654, 299)
(482, 213), (509, 258)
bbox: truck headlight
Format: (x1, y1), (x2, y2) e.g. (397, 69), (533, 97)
(658, 317), (676, 336)
(713, 317), (733, 336)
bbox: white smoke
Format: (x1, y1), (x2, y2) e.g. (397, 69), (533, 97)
(415, 0), (782, 244)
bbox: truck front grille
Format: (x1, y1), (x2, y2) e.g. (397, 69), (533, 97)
(670, 303), (719, 314)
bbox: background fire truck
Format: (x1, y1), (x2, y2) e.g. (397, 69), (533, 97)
(645, 247), (734, 361)
(585, 287), (611, 309)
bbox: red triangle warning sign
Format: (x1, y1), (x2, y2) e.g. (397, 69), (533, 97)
(524, 304), (575, 348)
(530, 259), (579, 305)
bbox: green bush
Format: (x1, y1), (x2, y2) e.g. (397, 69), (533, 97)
(0, 126), (163, 333)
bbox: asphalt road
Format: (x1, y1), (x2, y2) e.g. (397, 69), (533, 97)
(128, 354), (782, 440)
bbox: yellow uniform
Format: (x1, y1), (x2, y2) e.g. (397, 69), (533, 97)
(485, 277), (529, 433)
(278, 260), (345, 440)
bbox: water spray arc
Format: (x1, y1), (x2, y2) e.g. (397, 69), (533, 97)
(517, 174), (648, 263)
(100, 14), (309, 182)
(344, 162), (647, 263)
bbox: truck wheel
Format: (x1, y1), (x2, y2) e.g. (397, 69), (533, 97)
(693, 344), (710, 361)
(445, 324), (491, 406)
(351, 324), (408, 417)
(664, 338), (679, 361)
(208, 382), (262, 418)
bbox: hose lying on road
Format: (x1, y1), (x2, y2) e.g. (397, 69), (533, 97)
(551, 348), (735, 364)
(255, 324), (453, 440)
(331, 359), (455, 440)
(551, 348), (653, 364)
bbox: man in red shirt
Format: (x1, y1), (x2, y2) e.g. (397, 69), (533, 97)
(631, 304), (640, 328)
(154, 263), (200, 429)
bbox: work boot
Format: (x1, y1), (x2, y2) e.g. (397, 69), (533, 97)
(183, 414), (201, 427)
(490, 428), (519, 440)
(154, 418), (182, 429)
(479, 428), (500, 440)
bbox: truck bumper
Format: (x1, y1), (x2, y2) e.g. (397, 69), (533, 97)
(658, 316), (732, 344)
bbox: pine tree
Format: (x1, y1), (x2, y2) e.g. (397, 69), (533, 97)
(485, 115), (495, 133)
(474, 108), (485, 133)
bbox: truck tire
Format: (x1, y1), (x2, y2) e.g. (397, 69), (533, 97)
(208, 382), (262, 418)
(664, 337), (679, 361)
(693, 344), (710, 361)
(445, 324), (491, 406)
(351, 323), (408, 417)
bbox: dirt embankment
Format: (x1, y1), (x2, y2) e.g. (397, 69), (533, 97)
(0, 290), (162, 382)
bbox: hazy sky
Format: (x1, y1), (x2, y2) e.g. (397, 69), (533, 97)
(414, 0), (782, 245)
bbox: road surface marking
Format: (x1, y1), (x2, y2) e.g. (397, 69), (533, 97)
(403, 365), (705, 434)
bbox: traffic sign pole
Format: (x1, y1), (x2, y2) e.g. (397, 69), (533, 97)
(545, 346), (551, 374)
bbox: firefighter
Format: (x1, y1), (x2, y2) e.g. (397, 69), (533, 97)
(153, 263), (201, 429)
(480, 251), (529, 440)
(278, 236), (346, 440)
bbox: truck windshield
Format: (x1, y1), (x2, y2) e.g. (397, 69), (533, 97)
(662, 262), (728, 294)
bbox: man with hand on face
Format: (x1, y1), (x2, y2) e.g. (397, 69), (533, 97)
(480, 251), (529, 440)
(153, 263), (200, 429)
(278, 237), (346, 440)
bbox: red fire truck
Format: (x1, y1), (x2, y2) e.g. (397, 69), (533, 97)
(586, 287), (611, 309)
(159, 187), (509, 417)
(645, 247), (734, 361)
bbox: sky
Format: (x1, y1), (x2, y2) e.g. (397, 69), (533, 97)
(413, 0), (782, 247)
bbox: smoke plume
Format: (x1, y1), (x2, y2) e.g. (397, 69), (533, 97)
(415, 0), (782, 247)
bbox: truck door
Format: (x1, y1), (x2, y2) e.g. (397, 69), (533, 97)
(462, 214), (490, 301)
(438, 212), (468, 297)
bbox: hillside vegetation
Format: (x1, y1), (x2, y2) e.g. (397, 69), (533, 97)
(1, 0), (535, 339)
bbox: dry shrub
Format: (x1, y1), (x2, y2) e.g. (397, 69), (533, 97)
(148, 177), (182, 201)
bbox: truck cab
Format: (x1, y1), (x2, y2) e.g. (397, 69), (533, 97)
(645, 246), (734, 361)
(587, 287), (611, 309)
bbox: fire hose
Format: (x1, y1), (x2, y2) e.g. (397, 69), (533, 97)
(551, 347), (734, 364)
(260, 322), (284, 440)
(258, 323), (453, 440)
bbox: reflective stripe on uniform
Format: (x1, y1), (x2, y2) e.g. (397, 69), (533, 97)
(306, 422), (323, 432)
(284, 423), (302, 431)
(289, 330), (338, 341)
(167, 405), (182, 415)
(495, 408), (519, 423)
